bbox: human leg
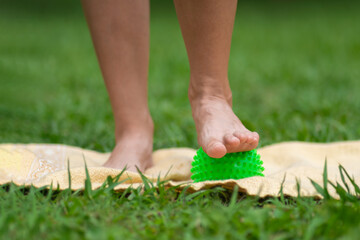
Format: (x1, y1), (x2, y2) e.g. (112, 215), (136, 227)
(82, 0), (153, 171)
(174, 0), (259, 158)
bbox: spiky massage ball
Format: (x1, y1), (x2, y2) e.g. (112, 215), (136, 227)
(191, 148), (265, 182)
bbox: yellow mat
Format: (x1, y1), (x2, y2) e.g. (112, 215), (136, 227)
(1, 141), (359, 198)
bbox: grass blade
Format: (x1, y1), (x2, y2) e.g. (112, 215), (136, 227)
(338, 165), (350, 193)
(339, 165), (360, 195)
(322, 159), (331, 199)
(229, 185), (239, 207)
(309, 179), (326, 199)
(67, 158), (71, 190)
(83, 157), (93, 199)
(278, 173), (286, 203)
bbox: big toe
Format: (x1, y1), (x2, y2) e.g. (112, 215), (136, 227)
(204, 140), (227, 158)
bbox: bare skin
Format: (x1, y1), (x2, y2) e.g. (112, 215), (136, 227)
(174, 0), (259, 158)
(81, 0), (153, 172)
(81, 0), (259, 172)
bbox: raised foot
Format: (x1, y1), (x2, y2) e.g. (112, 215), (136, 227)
(191, 96), (259, 158)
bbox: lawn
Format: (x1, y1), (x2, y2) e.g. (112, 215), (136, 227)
(0, 0), (360, 239)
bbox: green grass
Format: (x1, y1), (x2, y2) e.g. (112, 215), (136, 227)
(0, 0), (360, 239)
(1, 165), (359, 239)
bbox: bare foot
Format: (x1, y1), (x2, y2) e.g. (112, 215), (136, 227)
(191, 96), (259, 158)
(103, 125), (154, 173)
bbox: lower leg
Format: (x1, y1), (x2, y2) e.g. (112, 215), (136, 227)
(82, 0), (153, 171)
(174, 0), (259, 158)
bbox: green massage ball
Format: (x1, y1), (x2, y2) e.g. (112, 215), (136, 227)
(191, 148), (265, 183)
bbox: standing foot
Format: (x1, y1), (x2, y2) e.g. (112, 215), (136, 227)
(103, 121), (154, 173)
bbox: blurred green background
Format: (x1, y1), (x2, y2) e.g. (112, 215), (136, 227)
(1, 0), (359, 152)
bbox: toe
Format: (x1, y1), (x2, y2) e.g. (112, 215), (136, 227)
(233, 131), (259, 151)
(248, 132), (260, 148)
(252, 132), (260, 141)
(234, 131), (249, 145)
(205, 140), (227, 158)
(224, 133), (240, 147)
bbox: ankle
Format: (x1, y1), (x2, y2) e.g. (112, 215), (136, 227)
(114, 116), (154, 142)
(188, 75), (233, 106)
(189, 87), (233, 109)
